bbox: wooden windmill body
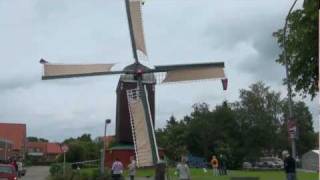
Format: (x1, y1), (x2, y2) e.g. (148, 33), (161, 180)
(40, 0), (226, 168)
(116, 64), (156, 144)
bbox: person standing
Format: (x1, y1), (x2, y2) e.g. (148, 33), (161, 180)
(176, 157), (190, 180)
(219, 154), (227, 175)
(128, 156), (136, 180)
(210, 155), (219, 176)
(111, 158), (124, 180)
(11, 160), (18, 172)
(155, 155), (167, 180)
(283, 152), (296, 180)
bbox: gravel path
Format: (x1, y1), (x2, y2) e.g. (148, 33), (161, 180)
(20, 166), (50, 180)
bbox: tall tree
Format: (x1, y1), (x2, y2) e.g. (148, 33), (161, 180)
(156, 116), (188, 161)
(273, 0), (319, 98)
(27, 136), (48, 142)
(234, 82), (283, 160)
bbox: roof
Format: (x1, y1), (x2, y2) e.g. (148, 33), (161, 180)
(47, 143), (62, 154)
(27, 142), (47, 151)
(0, 123), (26, 150)
(312, 150), (320, 154)
(109, 144), (135, 150)
(27, 142), (63, 154)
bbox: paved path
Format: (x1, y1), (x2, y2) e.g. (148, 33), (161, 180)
(20, 166), (50, 180)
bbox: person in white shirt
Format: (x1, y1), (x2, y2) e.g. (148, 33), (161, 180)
(128, 156), (136, 180)
(176, 157), (190, 180)
(111, 158), (123, 180)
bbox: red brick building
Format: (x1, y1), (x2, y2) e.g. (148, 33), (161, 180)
(96, 135), (114, 147)
(27, 142), (63, 162)
(0, 123), (27, 160)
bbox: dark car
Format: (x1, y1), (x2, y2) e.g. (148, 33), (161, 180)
(0, 164), (17, 180)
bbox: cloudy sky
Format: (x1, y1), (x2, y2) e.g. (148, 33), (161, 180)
(0, 0), (318, 142)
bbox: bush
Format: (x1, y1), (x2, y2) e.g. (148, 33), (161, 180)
(49, 164), (112, 180)
(49, 163), (73, 176)
(91, 168), (112, 180)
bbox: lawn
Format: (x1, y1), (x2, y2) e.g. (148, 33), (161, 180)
(81, 168), (318, 180)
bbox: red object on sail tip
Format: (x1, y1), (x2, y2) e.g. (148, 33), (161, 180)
(222, 78), (228, 91)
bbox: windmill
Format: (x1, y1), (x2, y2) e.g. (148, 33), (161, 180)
(40, 0), (226, 167)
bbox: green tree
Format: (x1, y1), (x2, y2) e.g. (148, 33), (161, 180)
(155, 82), (316, 169)
(234, 82), (283, 160)
(59, 133), (100, 163)
(273, 0), (319, 98)
(156, 116), (188, 161)
(27, 136), (48, 142)
(76, 134), (92, 142)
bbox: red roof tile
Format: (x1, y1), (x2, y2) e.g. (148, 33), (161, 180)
(27, 142), (47, 153)
(27, 142), (63, 155)
(47, 143), (62, 154)
(0, 123), (26, 150)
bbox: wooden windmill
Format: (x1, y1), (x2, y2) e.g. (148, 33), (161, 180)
(40, 0), (226, 167)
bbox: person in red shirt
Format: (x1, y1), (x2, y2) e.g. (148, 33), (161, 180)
(210, 155), (219, 176)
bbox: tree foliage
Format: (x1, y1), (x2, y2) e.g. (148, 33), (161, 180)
(27, 136), (49, 142)
(156, 82), (317, 169)
(59, 134), (101, 163)
(273, 0), (319, 98)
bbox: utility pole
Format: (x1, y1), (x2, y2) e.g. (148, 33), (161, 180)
(283, 0), (298, 159)
(61, 144), (69, 177)
(101, 119), (111, 175)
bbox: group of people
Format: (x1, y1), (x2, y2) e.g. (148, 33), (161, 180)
(96, 153), (297, 180)
(111, 156), (191, 180)
(210, 154), (227, 176)
(110, 155), (230, 180)
(110, 156), (136, 180)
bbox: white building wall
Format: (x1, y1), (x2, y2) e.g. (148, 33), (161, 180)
(301, 150), (319, 172)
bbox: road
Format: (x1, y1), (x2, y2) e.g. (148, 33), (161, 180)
(20, 166), (50, 180)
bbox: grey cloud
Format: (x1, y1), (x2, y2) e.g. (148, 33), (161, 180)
(0, 75), (39, 92)
(203, 3), (285, 83)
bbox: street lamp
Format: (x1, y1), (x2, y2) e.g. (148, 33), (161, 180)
(283, 0), (298, 159)
(101, 119), (111, 175)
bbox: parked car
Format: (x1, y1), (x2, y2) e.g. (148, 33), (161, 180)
(0, 164), (18, 180)
(256, 157), (284, 169)
(242, 162), (252, 169)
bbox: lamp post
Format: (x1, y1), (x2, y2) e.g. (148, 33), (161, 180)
(100, 119), (111, 175)
(283, 0), (298, 159)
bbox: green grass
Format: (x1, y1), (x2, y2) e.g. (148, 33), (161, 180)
(80, 168), (318, 180)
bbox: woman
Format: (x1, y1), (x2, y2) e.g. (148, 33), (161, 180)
(176, 157), (190, 180)
(128, 156), (136, 180)
(111, 158), (123, 180)
(210, 155), (219, 176)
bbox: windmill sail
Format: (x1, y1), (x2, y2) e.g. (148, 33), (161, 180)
(127, 87), (159, 167)
(41, 62), (119, 80)
(154, 62), (225, 83)
(126, 0), (147, 59)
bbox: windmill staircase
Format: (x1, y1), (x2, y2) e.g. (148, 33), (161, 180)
(127, 86), (159, 167)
